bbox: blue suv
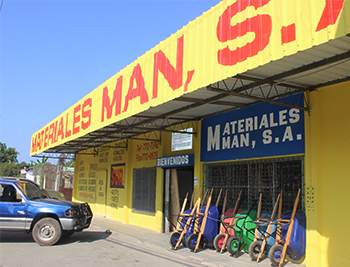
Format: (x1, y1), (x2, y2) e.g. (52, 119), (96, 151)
(0, 177), (93, 246)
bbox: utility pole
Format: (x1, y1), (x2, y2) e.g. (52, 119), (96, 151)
(55, 155), (65, 191)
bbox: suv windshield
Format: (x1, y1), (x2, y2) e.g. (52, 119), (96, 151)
(16, 181), (46, 200)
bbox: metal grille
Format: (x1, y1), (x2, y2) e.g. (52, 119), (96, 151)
(132, 167), (156, 215)
(204, 157), (303, 213)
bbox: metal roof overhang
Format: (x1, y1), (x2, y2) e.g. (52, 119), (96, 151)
(38, 35), (350, 157)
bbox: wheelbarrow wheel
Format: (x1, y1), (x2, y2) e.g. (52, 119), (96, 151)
(269, 244), (284, 266)
(249, 240), (262, 261)
(227, 236), (242, 256)
(182, 235), (188, 247)
(170, 232), (180, 248)
(213, 233), (225, 252)
(187, 233), (199, 251)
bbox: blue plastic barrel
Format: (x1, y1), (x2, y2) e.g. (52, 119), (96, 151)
(201, 205), (219, 247)
(180, 208), (196, 247)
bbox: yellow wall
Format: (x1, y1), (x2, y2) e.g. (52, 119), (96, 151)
(73, 141), (129, 222)
(73, 122), (201, 232)
(73, 137), (162, 231)
(304, 81), (350, 267)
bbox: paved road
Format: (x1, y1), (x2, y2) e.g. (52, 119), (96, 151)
(0, 226), (202, 267)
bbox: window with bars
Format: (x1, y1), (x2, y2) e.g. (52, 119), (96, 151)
(132, 167), (156, 215)
(204, 157), (303, 213)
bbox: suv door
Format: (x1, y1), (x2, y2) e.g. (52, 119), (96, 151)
(0, 183), (28, 230)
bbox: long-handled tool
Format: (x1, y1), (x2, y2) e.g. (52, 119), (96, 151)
(219, 189), (228, 234)
(257, 193), (281, 262)
(213, 189), (228, 252)
(171, 198), (200, 250)
(248, 192), (281, 261)
(268, 189), (301, 266)
(220, 189), (243, 253)
(193, 189), (213, 252)
(176, 192), (189, 230)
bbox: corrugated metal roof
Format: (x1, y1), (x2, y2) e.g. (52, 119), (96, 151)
(39, 35), (350, 155)
(31, 0), (350, 156)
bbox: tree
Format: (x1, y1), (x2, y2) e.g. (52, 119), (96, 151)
(18, 161), (30, 170)
(0, 142), (21, 177)
(30, 156), (48, 167)
(0, 162), (20, 177)
(30, 156), (49, 186)
(0, 142), (19, 163)
(65, 158), (75, 168)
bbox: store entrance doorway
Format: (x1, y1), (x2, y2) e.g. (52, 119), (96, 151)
(164, 167), (194, 233)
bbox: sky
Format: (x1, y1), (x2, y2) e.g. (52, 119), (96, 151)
(0, 0), (220, 164)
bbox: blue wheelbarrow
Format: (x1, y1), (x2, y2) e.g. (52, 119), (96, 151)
(186, 204), (219, 250)
(268, 189), (306, 266)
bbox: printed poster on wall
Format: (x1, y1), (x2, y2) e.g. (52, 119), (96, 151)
(172, 128), (193, 151)
(110, 164), (125, 189)
(201, 94), (305, 162)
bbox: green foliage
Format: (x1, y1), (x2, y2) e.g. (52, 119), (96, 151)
(65, 158), (75, 168)
(18, 161), (30, 170)
(0, 162), (20, 177)
(0, 143), (29, 177)
(30, 156), (48, 167)
(0, 142), (19, 163)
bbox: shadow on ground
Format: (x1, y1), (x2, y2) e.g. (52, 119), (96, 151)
(0, 230), (111, 245)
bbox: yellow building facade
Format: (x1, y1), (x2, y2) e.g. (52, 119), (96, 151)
(70, 80), (350, 266)
(73, 122), (203, 233)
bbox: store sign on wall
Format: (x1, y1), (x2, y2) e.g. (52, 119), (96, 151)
(201, 95), (305, 162)
(135, 141), (159, 162)
(111, 164), (125, 189)
(157, 154), (194, 168)
(76, 161), (97, 201)
(172, 128), (193, 151)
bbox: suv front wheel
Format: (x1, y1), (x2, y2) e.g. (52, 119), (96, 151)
(32, 218), (62, 246)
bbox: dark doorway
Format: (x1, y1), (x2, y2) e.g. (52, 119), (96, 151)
(176, 168), (194, 210)
(164, 167), (194, 233)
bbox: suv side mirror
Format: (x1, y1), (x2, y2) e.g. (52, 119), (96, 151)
(40, 189), (50, 199)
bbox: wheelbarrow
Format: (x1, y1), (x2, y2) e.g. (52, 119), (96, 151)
(185, 189), (220, 252)
(186, 204), (219, 251)
(213, 189), (243, 253)
(170, 188), (219, 249)
(248, 192), (281, 261)
(170, 196), (200, 249)
(225, 196), (259, 257)
(268, 189), (306, 266)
